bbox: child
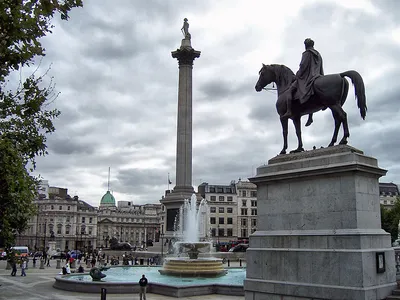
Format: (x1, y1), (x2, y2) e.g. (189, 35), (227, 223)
(21, 260), (27, 276)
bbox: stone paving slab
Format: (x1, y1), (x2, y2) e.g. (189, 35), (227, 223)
(0, 260), (244, 300)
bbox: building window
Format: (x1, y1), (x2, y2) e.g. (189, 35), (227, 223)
(241, 218), (247, 226)
(210, 196), (216, 201)
(65, 226), (70, 235)
(51, 205), (54, 210)
(57, 224), (62, 235)
(210, 187), (215, 193)
(217, 187), (223, 193)
(66, 216), (70, 223)
(251, 209), (257, 216)
(226, 188), (232, 193)
(241, 208), (248, 215)
(251, 200), (257, 207)
(81, 225), (86, 234)
(219, 196), (224, 201)
(251, 218), (257, 227)
(89, 217), (93, 224)
(218, 207), (224, 213)
(241, 229), (248, 238)
(227, 196), (233, 202)
(210, 217), (216, 224)
(227, 228), (233, 236)
(211, 228), (216, 237)
(82, 217), (86, 223)
(242, 190), (246, 197)
(227, 217), (233, 224)
(89, 227), (92, 235)
(227, 207), (233, 213)
(251, 228), (256, 234)
(59, 205), (62, 210)
(67, 206), (70, 211)
(210, 207), (216, 213)
(219, 217), (224, 224)
(251, 191), (257, 197)
(242, 200), (247, 207)
(218, 228), (224, 237)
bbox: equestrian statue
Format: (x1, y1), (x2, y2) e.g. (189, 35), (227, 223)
(255, 38), (366, 155)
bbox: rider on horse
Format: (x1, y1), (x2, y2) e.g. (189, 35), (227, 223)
(281, 38), (324, 124)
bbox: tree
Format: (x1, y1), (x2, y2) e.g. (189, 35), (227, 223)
(381, 198), (400, 243)
(0, 0), (83, 251)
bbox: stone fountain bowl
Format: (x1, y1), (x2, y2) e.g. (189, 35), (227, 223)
(159, 242), (226, 277)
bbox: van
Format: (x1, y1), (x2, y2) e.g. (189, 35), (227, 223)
(11, 246), (29, 258)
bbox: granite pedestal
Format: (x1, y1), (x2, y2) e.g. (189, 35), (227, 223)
(245, 145), (396, 300)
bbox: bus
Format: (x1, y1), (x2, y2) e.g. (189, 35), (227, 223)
(11, 246), (29, 258)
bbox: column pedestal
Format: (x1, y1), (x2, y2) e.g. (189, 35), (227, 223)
(245, 145), (396, 300)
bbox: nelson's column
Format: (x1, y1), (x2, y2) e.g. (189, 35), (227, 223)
(160, 18), (201, 238)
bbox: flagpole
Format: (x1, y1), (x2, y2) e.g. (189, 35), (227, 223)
(168, 173), (170, 191)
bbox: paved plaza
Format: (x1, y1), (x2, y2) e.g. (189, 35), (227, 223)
(0, 260), (244, 300)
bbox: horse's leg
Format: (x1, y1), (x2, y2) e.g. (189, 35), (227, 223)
(305, 113), (313, 127)
(338, 106), (349, 145)
(280, 117), (288, 154)
(290, 116), (304, 153)
(328, 105), (342, 147)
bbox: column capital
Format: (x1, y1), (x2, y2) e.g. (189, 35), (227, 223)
(171, 47), (201, 66)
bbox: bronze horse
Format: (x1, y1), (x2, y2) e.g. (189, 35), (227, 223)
(255, 64), (367, 154)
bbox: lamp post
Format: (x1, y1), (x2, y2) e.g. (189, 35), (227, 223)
(43, 218), (47, 252)
(161, 233), (164, 259)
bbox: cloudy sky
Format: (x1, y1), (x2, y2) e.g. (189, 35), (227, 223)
(23, 0), (400, 207)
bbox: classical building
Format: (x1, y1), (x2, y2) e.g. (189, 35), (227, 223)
(235, 179), (257, 239)
(379, 182), (399, 209)
(96, 190), (163, 248)
(16, 182), (98, 252)
(198, 182), (238, 243)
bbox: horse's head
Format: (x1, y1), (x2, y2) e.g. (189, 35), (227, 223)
(255, 64), (273, 92)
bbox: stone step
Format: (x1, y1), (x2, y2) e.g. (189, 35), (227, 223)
(386, 296), (400, 300)
(393, 289), (400, 296)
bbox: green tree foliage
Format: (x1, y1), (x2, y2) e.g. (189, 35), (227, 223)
(381, 198), (400, 243)
(0, 0), (83, 250)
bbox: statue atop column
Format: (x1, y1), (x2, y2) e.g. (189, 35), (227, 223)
(181, 18), (191, 40)
(180, 18), (192, 48)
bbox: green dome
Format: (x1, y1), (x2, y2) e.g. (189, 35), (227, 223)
(100, 191), (116, 206)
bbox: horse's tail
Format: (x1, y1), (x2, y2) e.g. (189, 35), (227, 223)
(340, 70), (367, 120)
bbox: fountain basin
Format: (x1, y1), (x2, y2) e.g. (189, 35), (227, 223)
(159, 257), (226, 277)
(53, 266), (245, 297)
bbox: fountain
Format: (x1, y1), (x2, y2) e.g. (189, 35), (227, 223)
(159, 194), (226, 277)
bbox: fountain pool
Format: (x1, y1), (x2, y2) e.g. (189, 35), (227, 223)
(54, 266), (245, 297)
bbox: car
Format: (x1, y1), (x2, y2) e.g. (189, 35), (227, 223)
(51, 252), (66, 259)
(228, 244), (249, 252)
(0, 251), (6, 260)
(112, 242), (133, 250)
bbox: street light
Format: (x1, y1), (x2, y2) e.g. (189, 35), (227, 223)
(161, 233), (165, 259)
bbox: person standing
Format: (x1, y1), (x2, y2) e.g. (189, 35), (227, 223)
(138, 274), (148, 300)
(21, 259), (27, 276)
(11, 260), (17, 276)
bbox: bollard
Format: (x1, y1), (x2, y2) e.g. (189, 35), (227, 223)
(147, 259), (149, 266)
(239, 259), (242, 267)
(6, 261), (11, 270)
(56, 259), (61, 269)
(107, 255), (109, 263)
(140, 258), (144, 265)
(40, 259), (45, 269)
(228, 259), (230, 267)
(101, 287), (107, 300)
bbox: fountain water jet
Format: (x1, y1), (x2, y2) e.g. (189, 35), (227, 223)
(159, 194), (226, 277)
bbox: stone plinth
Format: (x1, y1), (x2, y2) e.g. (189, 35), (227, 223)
(245, 145), (396, 300)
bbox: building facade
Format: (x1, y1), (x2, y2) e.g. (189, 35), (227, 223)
(235, 179), (257, 239)
(198, 182), (238, 243)
(16, 182), (98, 252)
(379, 182), (399, 209)
(97, 192), (163, 248)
